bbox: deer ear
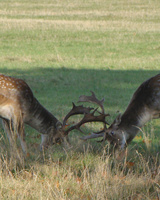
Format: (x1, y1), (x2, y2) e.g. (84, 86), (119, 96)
(114, 114), (121, 126)
(56, 121), (62, 130)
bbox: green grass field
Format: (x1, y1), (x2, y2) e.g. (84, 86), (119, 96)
(0, 0), (160, 199)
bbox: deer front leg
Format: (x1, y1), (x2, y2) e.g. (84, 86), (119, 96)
(40, 134), (50, 151)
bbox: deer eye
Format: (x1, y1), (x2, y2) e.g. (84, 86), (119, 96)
(111, 131), (114, 136)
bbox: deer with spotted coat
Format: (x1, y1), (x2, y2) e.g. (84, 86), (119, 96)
(0, 74), (108, 153)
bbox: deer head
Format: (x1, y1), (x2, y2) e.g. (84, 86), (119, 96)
(78, 93), (134, 151)
(102, 114), (128, 150)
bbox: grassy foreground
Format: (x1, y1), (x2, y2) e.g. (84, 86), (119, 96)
(0, 0), (160, 199)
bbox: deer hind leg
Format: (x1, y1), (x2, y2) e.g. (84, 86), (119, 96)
(16, 120), (27, 154)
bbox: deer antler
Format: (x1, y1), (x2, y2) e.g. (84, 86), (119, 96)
(62, 92), (110, 140)
(78, 91), (109, 141)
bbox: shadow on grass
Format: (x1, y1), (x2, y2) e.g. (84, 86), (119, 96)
(0, 67), (159, 109)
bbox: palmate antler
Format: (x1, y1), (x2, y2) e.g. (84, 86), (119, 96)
(79, 91), (105, 114)
(62, 103), (94, 134)
(62, 91), (109, 141)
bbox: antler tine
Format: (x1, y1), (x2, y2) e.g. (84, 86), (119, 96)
(80, 124), (108, 141)
(62, 102), (93, 126)
(78, 91), (105, 114)
(80, 132), (104, 141)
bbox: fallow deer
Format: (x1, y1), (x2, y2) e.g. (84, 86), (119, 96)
(0, 74), (107, 153)
(81, 74), (160, 150)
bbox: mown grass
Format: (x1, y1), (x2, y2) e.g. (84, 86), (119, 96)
(0, 0), (160, 199)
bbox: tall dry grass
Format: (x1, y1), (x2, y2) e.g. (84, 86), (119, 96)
(0, 134), (159, 200)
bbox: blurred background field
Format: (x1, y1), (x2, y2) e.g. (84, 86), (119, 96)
(0, 0), (159, 199)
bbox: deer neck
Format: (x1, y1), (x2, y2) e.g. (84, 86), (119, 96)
(119, 102), (152, 142)
(25, 98), (59, 135)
